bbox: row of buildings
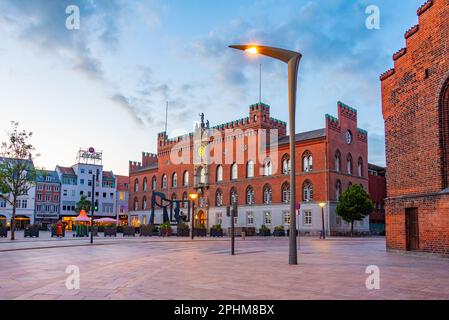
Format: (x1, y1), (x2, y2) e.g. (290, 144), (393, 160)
(128, 101), (387, 236)
(0, 149), (129, 229)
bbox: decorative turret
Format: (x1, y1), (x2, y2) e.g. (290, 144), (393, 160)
(249, 102), (270, 124)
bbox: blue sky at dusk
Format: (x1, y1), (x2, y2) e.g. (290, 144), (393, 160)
(0, 0), (425, 174)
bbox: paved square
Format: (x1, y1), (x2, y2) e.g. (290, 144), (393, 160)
(0, 236), (448, 300)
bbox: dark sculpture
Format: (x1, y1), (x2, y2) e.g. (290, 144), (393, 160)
(150, 191), (190, 226)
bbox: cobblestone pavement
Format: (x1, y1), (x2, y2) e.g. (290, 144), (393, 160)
(0, 237), (448, 300)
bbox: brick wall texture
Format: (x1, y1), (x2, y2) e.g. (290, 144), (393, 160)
(381, 0), (449, 254)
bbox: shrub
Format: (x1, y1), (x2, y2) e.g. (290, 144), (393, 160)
(211, 224), (222, 230)
(274, 225), (285, 231)
(196, 223), (206, 230)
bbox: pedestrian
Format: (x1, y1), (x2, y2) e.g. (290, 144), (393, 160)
(56, 220), (63, 238)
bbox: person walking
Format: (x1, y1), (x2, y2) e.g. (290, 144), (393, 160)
(56, 220), (63, 238)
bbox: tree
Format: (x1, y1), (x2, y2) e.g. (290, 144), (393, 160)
(0, 122), (38, 240)
(75, 195), (91, 213)
(336, 184), (374, 236)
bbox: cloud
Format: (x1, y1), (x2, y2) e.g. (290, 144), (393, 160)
(0, 0), (122, 79)
(0, 0), (178, 125)
(188, 0), (390, 163)
(110, 94), (145, 126)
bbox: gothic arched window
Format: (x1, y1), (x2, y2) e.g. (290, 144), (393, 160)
(303, 181), (314, 202)
(282, 182), (290, 204)
(303, 151), (313, 172)
(246, 186), (255, 205)
(263, 184), (272, 204)
(440, 78), (449, 188)
(216, 165), (223, 182)
(247, 160), (255, 178)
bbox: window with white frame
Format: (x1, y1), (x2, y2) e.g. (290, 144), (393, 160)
(335, 150), (341, 172)
(358, 158), (363, 177)
(303, 181), (313, 202)
(231, 163), (238, 180)
(282, 183), (290, 203)
(230, 188), (238, 205)
(263, 160), (273, 176)
(216, 190), (223, 207)
(303, 210), (312, 226)
(336, 216), (342, 226)
(282, 156), (290, 175)
(263, 185), (272, 204)
(134, 198), (138, 211)
(283, 211), (291, 225)
(264, 211), (272, 225)
(216, 212), (223, 225)
(183, 171), (189, 187)
(162, 175), (167, 189)
(143, 178), (148, 191)
(172, 173), (178, 188)
(347, 154), (353, 175)
(134, 179), (139, 192)
(152, 176), (157, 190)
(246, 212), (254, 225)
(246, 160), (255, 178)
(336, 180), (342, 201)
(199, 167), (206, 184)
(21, 200), (27, 208)
(246, 187), (255, 205)
(303, 152), (313, 172)
(216, 166), (223, 182)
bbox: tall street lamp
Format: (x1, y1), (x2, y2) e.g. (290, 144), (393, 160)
(319, 202), (326, 240)
(229, 44), (302, 265)
(189, 193), (198, 240)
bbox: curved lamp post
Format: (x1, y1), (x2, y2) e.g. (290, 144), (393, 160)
(229, 44), (302, 265)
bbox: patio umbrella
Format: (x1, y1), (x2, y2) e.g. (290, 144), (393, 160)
(74, 210), (91, 222)
(95, 218), (117, 223)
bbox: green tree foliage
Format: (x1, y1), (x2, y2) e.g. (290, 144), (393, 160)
(336, 184), (374, 236)
(75, 195), (92, 213)
(0, 122), (38, 240)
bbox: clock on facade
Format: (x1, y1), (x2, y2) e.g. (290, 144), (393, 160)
(345, 130), (352, 145)
(198, 145), (206, 157)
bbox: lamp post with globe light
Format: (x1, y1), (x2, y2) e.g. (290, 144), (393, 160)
(189, 193), (199, 240)
(319, 202), (326, 240)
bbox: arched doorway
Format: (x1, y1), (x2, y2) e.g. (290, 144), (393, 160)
(196, 210), (207, 228)
(439, 77), (449, 188)
(14, 216), (30, 230)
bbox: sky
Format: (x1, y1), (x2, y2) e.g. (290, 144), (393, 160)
(0, 0), (425, 175)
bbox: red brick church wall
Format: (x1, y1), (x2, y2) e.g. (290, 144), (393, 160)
(381, 0), (449, 254)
